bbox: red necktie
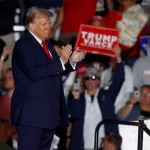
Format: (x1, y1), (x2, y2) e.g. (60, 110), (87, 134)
(41, 41), (53, 60)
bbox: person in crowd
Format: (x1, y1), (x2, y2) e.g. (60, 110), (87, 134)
(101, 57), (134, 114)
(133, 43), (150, 89)
(96, 0), (120, 16)
(0, 39), (12, 73)
(67, 46), (124, 150)
(52, 0), (121, 42)
(94, 0), (148, 67)
(70, 65), (89, 100)
(118, 85), (150, 121)
(52, 0), (97, 43)
(90, 16), (105, 27)
(11, 8), (85, 150)
(100, 132), (122, 150)
(0, 69), (14, 121)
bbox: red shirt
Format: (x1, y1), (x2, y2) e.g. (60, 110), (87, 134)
(61, 0), (97, 33)
(101, 6), (147, 57)
(0, 94), (11, 121)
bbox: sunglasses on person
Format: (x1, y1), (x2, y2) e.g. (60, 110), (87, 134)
(83, 75), (100, 81)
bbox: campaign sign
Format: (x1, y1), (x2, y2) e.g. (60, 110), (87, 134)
(75, 24), (119, 57)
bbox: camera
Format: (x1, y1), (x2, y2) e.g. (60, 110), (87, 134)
(72, 78), (81, 92)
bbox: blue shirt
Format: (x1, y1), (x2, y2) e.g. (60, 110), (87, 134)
(117, 103), (140, 121)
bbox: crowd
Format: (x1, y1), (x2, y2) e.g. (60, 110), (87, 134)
(0, 0), (150, 150)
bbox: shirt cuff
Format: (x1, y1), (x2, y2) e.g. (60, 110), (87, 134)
(60, 58), (66, 70)
(70, 61), (76, 70)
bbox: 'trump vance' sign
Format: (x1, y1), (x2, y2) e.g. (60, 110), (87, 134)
(75, 25), (119, 57)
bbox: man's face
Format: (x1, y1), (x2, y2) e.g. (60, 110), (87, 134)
(92, 20), (104, 27)
(30, 15), (51, 40)
(84, 73), (100, 91)
(140, 87), (150, 111)
(3, 70), (14, 91)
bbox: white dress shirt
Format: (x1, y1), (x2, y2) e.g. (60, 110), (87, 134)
(13, 139), (18, 149)
(83, 89), (105, 149)
(29, 31), (66, 70)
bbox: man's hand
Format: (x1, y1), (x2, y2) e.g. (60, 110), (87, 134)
(113, 45), (121, 58)
(2, 46), (12, 57)
(113, 45), (122, 63)
(129, 94), (137, 106)
(70, 50), (86, 65)
(60, 45), (72, 64)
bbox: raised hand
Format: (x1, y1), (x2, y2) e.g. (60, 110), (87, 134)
(60, 45), (72, 64)
(2, 46), (12, 57)
(113, 45), (121, 58)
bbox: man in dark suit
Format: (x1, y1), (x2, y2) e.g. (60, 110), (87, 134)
(10, 8), (85, 150)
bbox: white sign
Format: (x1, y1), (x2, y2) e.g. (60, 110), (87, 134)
(119, 120), (150, 150)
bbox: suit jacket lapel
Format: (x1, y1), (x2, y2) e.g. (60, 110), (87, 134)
(46, 40), (59, 60)
(25, 31), (56, 60)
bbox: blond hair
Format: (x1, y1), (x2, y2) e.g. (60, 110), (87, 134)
(25, 8), (53, 29)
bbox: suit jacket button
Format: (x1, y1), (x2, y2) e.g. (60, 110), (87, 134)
(57, 72), (59, 75)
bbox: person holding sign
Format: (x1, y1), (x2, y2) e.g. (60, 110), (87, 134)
(75, 24), (119, 58)
(96, 0), (148, 67)
(68, 45), (125, 150)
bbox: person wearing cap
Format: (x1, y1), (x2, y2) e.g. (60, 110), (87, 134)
(11, 8), (85, 150)
(68, 46), (125, 150)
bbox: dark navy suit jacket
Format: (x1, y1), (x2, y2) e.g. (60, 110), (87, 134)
(11, 31), (73, 129)
(68, 62), (125, 150)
